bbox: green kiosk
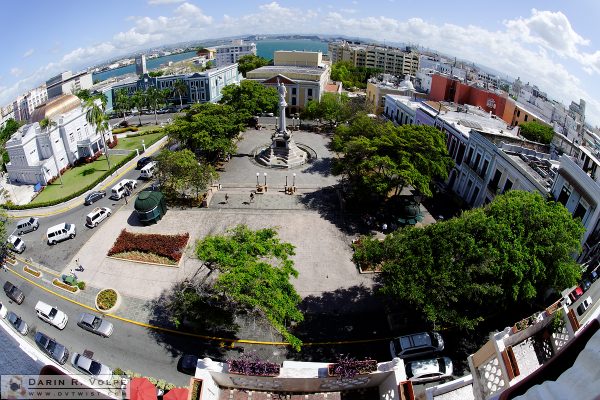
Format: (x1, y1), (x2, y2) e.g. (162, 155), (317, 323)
(134, 191), (167, 225)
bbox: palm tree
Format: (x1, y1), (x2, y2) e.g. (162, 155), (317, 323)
(131, 90), (146, 126)
(173, 80), (187, 108)
(39, 117), (63, 185)
(114, 88), (130, 123)
(146, 87), (168, 125)
(85, 99), (111, 169)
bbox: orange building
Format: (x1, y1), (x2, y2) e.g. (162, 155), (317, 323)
(429, 74), (515, 124)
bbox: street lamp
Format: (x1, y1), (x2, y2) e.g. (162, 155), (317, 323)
(293, 173), (296, 186)
(263, 172), (267, 186)
(256, 172), (260, 186)
(285, 175), (288, 186)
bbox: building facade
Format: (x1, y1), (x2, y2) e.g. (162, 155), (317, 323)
(328, 41), (420, 77)
(5, 95), (112, 185)
(367, 75), (426, 114)
(246, 51), (330, 114)
(111, 63), (242, 105)
(214, 40), (256, 67)
(383, 94), (422, 125)
(46, 71), (93, 100)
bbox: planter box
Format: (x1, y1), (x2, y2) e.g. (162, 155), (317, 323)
(188, 378), (202, 400)
(228, 369), (280, 377)
(327, 360), (377, 377)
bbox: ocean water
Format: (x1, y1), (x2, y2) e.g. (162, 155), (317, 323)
(92, 39), (329, 83)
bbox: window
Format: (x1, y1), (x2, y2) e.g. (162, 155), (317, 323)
(473, 153), (482, 170)
(471, 187), (480, 205)
(307, 88), (313, 96)
(456, 143), (466, 166)
(291, 88), (297, 95)
(465, 179), (473, 197)
(574, 202), (587, 220)
(489, 169), (502, 191)
(524, 115), (529, 122)
(557, 184), (571, 205)
(503, 178), (513, 193)
(480, 159), (489, 178)
(465, 147), (474, 165)
(291, 97), (297, 106)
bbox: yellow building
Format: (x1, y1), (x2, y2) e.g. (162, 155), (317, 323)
(246, 51), (330, 114)
(366, 77), (426, 114)
(328, 41), (420, 76)
(511, 102), (552, 127)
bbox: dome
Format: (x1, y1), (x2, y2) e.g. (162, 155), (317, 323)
(30, 94), (81, 123)
(134, 191), (164, 212)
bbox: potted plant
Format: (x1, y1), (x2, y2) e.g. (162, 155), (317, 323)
(227, 354), (280, 377)
(189, 378), (202, 400)
(327, 355), (377, 378)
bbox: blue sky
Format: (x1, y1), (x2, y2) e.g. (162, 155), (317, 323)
(1, 1), (599, 125)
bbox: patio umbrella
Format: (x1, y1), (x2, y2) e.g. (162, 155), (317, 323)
(164, 387), (189, 400)
(128, 378), (158, 400)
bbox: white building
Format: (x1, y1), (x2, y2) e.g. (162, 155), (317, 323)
(214, 39), (256, 68)
(46, 71), (94, 100)
(383, 94), (423, 125)
(328, 41), (420, 77)
(5, 95), (112, 185)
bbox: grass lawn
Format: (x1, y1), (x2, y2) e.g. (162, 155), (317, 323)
(30, 154), (129, 204)
(115, 131), (166, 151)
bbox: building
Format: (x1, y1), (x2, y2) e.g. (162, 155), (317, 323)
(367, 74), (426, 114)
(214, 39), (256, 67)
(383, 94), (423, 125)
(46, 71), (93, 100)
(12, 95), (30, 122)
(246, 51), (330, 114)
(5, 95), (112, 185)
(328, 41), (420, 77)
(135, 54), (147, 75)
(429, 74), (516, 124)
(1, 104), (15, 127)
(111, 63), (241, 105)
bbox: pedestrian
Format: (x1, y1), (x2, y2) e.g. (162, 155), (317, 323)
(225, 193), (229, 204)
(250, 193), (254, 203)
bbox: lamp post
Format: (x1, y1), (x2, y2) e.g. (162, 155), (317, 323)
(293, 173), (296, 187)
(256, 172), (260, 186)
(285, 175), (288, 186)
(263, 172), (267, 186)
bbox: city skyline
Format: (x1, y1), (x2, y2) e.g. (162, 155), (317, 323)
(1, 1), (599, 126)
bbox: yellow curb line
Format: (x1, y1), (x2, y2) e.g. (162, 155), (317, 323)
(6, 263), (395, 347)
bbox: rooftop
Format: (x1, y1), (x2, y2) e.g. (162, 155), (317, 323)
(248, 65), (328, 76)
(427, 102), (512, 138)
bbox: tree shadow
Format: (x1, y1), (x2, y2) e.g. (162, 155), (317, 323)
(289, 284), (392, 362)
(298, 186), (364, 235)
(301, 157), (333, 177)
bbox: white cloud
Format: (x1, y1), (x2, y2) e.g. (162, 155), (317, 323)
(10, 68), (22, 77)
(23, 49), (34, 58)
(148, 0), (184, 4)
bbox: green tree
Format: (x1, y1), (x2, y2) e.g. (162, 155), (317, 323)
(146, 87), (169, 125)
(85, 99), (111, 169)
(38, 117), (56, 131)
(0, 119), (21, 142)
(236, 54), (270, 77)
(219, 80), (278, 122)
(113, 88), (131, 122)
(330, 61), (381, 89)
(165, 103), (245, 163)
(332, 115), (454, 198)
(148, 71), (165, 77)
(74, 89), (92, 102)
(173, 80), (188, 108)
(195, 224), (303, 349)
(131, 90), (146, 126)
(519, 121), (554, 144)
(300, 93), (354, 128)
(378, 191), (584, 330)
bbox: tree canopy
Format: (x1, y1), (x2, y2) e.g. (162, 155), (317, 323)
(519, 121), (554, 144)
(331, 115), (454, 198)
(331, 61), (381, 89)
(165, 102), (245, 162)
(155, 149), (217, 201)
(195, 224), (303, 349)
(219, 80), (278, 121)
(236, 54), (270, 77)
(377, 191), (584, 330)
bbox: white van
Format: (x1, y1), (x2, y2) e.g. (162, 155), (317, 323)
(86, 207), (111, 228)
(35, 301), (68, 330)
(110, 179), (137, 200)
(46, 223), (76, 245)
(16, 217), (39, 235)
(140, 161), (157, 179)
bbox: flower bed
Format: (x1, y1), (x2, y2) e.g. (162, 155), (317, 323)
(190, 378), (202, 400)
(24, 266), (41, 277)
(328, 356), (377, 378)
(96, 289), (118, 311)
(52, 279), (78, 293)
(227, 354), (280, 376)
(108, 230), (189, 264)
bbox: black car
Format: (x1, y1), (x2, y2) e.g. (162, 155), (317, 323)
(3, 281), (24, 304)
(177, 354), (200, 375)
(34, 331), (69, 365)
(84, 191), (106, 206)
(136, 157), (153, 169)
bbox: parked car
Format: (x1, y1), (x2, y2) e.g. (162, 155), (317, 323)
(85, 207), (112, 228)
(84, 191), (106, 206)
(178, 354), (200, 375)
(0, 301), (7, 318)
(569, 286), (584, 302)
(577, 296), (593, 316)
(77, 313), (114, 337)
(46, 223), (76, 245)
(591, 270), (600, 283)
(34, 332), (69, 365)
(7, 311), (29, 335)
(136, 157), (153, 169)
(71, 352), (112, 379)
(16, 217), (39, 235)
(3, 281), (25, 304)
(390, 331), (444, 359)
(6, 235), (26, 253)
(35, 301), (69, 330)
(405, 357), (453, 383)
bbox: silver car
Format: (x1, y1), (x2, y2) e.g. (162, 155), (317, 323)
(7, 311), (29, 335)
(77, 313), (114, 337)
(405, 357), (453, 383)
(71, 353), (112, 379)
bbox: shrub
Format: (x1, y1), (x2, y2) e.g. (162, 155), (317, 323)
(328, 355), (377, 378)
(113, 368), (124, 376)
(96, 289), (117, 310)
(52, 279), (78, 292)
(227, 354), (280, 376)
(124, 370), (134, 378)
(146, 377), (158, 385)
(108, 230), (189, 262)
(112, 126), (139, 134)
(77, 281), (86, 290)
(165, 383), (176, 391)
(156, 379), (167, 390)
